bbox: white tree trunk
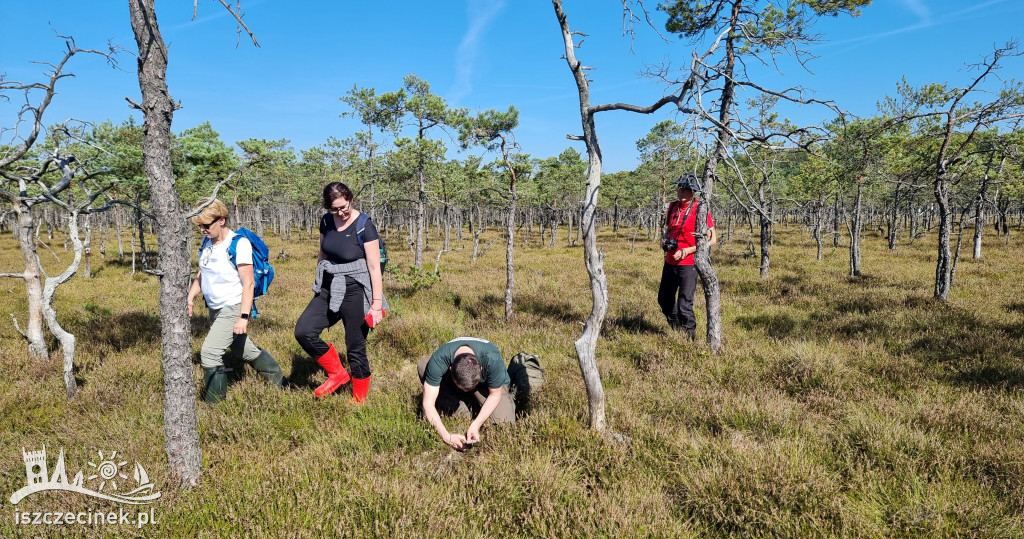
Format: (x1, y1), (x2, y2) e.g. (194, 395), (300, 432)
(554, 0), (608, 432)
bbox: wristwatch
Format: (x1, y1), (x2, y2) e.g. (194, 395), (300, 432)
(240, 313), (250, 320)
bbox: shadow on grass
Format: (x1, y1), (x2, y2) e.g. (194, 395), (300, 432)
(1006, 302), (1024, 315)
(286, 351), (326, 391)
(79, 310), (161, 351)
(517, 295), (579, 322)
(951, 364), (1024, 389)
(282, 349), (360, 397)
(625, 348), (655, 373)
(736, 312), (799, 339)
(462, 293), (502, 319)
(96, 257), (157, 271)
(881, 304), (1024, 389)
(712, 248), (746, 267)
(830, 296), (881, 316)
(607, 310), (663, 335)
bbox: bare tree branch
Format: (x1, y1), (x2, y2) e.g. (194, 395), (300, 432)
(210, 0), (261, 48)
(9, 314), (28, 338)
(183, 169), (245, 218)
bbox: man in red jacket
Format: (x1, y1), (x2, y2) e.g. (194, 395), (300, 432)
(658, 173), (717, 339)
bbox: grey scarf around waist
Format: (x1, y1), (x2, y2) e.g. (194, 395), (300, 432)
(312, 259), (389, 314)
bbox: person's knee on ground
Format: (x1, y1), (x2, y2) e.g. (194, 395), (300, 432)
(470, 384), (516, 425)
(417, 356), (430, 382)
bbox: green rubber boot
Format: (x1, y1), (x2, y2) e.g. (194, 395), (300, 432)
(203, 367), (229, 404)
(249, 349), (287, 389)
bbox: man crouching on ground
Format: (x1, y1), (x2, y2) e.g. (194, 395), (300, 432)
(418, 337), (515, 451)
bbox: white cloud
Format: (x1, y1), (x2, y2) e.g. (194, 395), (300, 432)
(449, 0), (506, 104)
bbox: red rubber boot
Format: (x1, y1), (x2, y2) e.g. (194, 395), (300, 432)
(313, 344), (351, 398)
(349, 376), (370, 405)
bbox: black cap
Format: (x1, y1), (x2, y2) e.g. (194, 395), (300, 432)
(672, 173), (702, 192)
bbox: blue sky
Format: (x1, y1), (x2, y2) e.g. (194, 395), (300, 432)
(2, 1), (1022, 172)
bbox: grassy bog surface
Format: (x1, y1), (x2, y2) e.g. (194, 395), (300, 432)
(0, 224), (1022, 537)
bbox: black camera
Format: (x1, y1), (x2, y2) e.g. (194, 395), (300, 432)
(661, 238), (678, 252)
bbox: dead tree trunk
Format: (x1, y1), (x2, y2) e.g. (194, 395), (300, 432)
(11, 205), (49, 359)
(554, 0), (608, 433)
(502, 153), (519, 322)
(973, 157), (1001, 259)
(832, 192), (841, 247)
(415, 167), (426, 269)
(813, 196), (825, 261)
(82, 214), (93, 278)
(848, 179), (864, 277)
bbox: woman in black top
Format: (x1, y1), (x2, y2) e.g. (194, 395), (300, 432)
(294, 182), (385, 403)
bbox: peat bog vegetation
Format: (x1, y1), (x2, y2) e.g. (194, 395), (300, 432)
(0, 225), (1023, 537)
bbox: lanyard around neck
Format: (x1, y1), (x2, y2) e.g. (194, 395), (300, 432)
(672, 200), (697, 228)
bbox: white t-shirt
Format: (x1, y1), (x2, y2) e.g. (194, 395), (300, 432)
(198, 230), (253, 309)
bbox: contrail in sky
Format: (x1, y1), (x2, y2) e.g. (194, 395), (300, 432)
(450, 0), (506, 104)
(824, 0), (1008, 54)
(898, 0), (932, 24)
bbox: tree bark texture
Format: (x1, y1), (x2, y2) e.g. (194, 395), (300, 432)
(849, 180), (863, 277)
(832, 193), (841, 247)
(83, 215), (93, 278)
(42, 214), (82, 399)
(129, 0), (202, 488)
(504, 180), (517, 321)
(759, 212), (771, 279)
(813, 198), (824, 261)
(934, 175), (952, 301)
(973, 158), (999, 259)
(13, 206), (49, 359)
(688, 3), (741, 354)
(415, 167), (426, 269)
(757, 184), (771, 279)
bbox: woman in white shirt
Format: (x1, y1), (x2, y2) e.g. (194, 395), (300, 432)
(187, 198), (286, 404)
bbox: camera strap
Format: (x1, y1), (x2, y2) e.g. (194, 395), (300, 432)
(669, 200), (698, 239)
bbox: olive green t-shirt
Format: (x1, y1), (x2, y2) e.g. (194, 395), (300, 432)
(423, 337), (510, 389)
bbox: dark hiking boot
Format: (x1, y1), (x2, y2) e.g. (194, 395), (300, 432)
(203, 366), (229, 404)
(249, 349), (286, 388)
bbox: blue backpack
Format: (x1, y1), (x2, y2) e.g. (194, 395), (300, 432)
(356, 213), (388, 274)
(199, 227), (275, 320)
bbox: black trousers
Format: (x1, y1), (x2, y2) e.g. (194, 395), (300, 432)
(294, 281), (371, 379)
(658, 263), (697, 330)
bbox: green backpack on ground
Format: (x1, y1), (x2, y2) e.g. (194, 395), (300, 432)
(507, 351), (545, 410)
